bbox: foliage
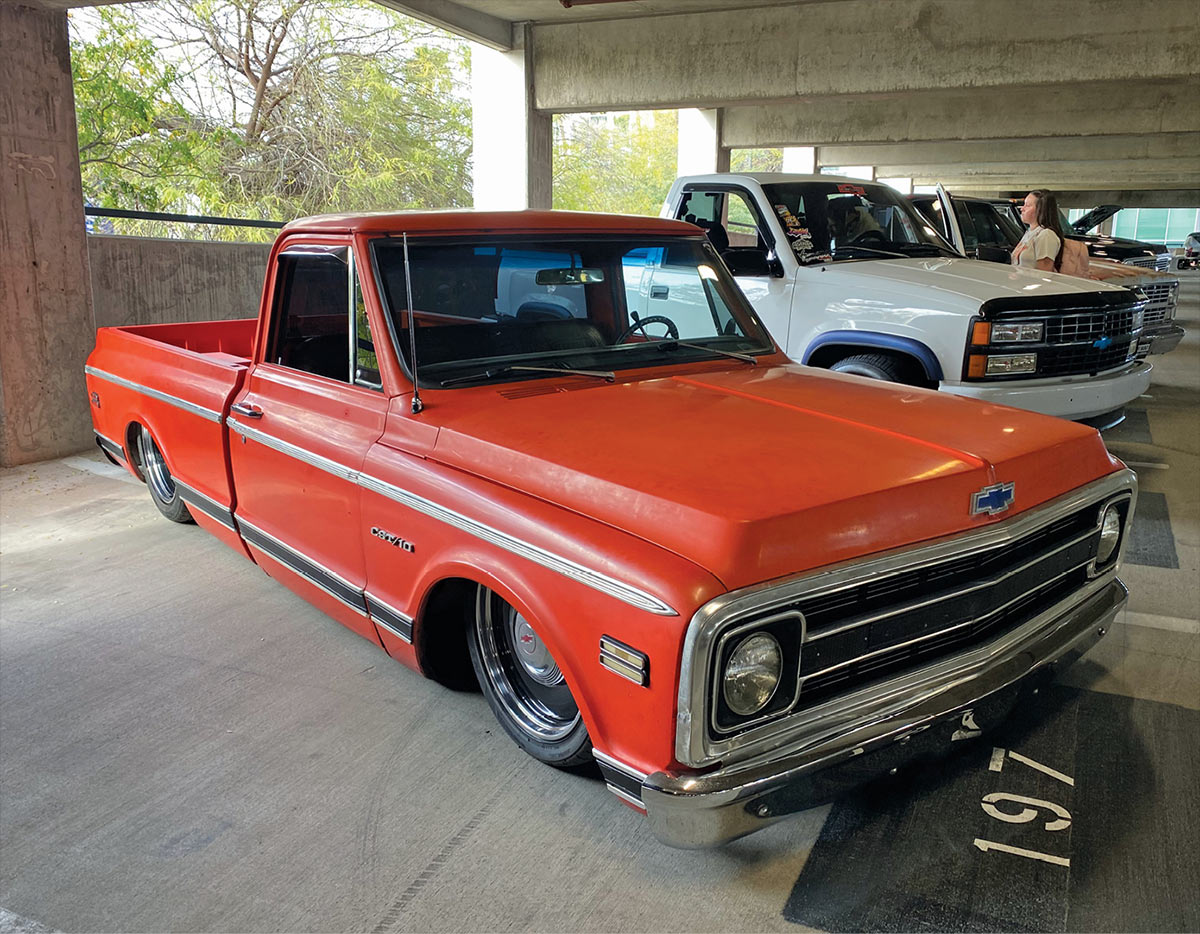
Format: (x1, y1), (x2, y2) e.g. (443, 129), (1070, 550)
(553, 111), (678, 216)
(71, 6), (218, 212)
(70, 0), (471, 238)
(731, 148), (783, 173)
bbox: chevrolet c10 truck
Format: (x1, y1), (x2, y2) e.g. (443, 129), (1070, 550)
(86, 211), (1136, 847)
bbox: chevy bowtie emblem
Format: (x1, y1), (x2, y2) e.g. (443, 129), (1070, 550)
(1093, 335), (1113, 350)
(971, 482), (1015, 516)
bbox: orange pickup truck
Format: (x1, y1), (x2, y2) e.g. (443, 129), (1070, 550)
(85, 210), (1135, 847)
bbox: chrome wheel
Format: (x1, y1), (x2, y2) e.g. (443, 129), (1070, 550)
(138, 425), (176, 504)
(473, 588), (581, 743)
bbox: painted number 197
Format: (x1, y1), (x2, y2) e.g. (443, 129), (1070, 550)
(973, 747), (1074, 868)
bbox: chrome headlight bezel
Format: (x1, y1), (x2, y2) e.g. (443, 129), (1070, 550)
(992, 321), (1046, 343)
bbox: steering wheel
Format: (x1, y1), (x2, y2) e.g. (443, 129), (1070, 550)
(615, 314), (680, 343)
(849, 229), (888, 245)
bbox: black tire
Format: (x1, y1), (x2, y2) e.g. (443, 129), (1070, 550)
(1178, 258), (1189, 272)
(467, 585), (592, 768)
(829, 352), (913, 385)
(136, 425), (193, 524)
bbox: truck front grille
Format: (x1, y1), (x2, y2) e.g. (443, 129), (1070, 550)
(789, 506), (1100, 711)
(1141, 281), (1179, 326)
(1123, 255), (1170, 272)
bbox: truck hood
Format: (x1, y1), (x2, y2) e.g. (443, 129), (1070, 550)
(1072, 205), (1122, 233)
(430, 365), (1118, 591)
(812, 256), (1127, 310)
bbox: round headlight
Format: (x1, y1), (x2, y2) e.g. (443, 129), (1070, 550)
(1097, 505), (1122, 565)
(723, 632), (782, 716)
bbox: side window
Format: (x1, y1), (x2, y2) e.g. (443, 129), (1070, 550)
(269, 250), (351, 382)
(953, 201), (979, 251)
(725, 191), (766, 249)
(966, 201), (1012, 249)
(353, 268), (382, 390)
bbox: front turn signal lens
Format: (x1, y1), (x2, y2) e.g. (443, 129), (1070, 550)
(968, 354), (988, 378)
(971, 321), (991, 345)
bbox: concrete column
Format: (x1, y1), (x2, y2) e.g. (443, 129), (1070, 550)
(677, 108), (728, 176)
(1, 3), (95, 466)
(471, 23), (551, 210)
(782, 147), (815, 174)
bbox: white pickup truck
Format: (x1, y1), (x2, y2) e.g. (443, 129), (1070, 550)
(662, 173), (1153, 427)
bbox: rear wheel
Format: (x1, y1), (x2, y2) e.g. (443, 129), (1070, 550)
(468, 586), (592, 768)
(136, 425), (193, 524)
(829, 352), (916, 385)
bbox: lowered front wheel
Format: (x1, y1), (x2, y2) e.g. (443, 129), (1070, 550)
(468, 585), (592, 768)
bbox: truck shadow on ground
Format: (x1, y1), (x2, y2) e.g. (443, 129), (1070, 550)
(780, 681), (1199, 932)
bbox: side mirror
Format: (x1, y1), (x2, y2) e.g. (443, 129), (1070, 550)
(976, 245), (1012, 265)
(722, 248), (784, 278)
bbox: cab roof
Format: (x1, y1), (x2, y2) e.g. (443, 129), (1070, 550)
(283, 209), (699, 237)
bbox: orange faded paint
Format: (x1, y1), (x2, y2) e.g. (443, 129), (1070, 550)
(85, 210), (1127, 803)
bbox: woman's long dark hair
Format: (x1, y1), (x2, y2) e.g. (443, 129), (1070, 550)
(1029, 189), (1065, 271)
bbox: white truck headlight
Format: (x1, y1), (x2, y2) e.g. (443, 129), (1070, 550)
(1097, 505), (1122, 565)
(985, 353), (1037, 375)
(723, 633), (782, 716)
(992, 322), (1044, 342)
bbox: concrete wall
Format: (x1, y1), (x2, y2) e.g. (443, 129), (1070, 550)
(0, 3), (96, 467)
(87, 235), (270, 329)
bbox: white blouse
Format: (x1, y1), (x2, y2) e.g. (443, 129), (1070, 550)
(1013, 226), (1061, 268)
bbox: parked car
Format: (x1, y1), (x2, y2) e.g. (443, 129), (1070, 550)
(911, 191), (1184, 358)
(1178, 232), (1200, 271)
(85, 209), (1136, 847)
(663, 173), (1151, 429)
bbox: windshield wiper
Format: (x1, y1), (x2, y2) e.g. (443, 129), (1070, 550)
(889, 242), (952, 257)
(831, 245), (907, 260)
(437, 364), (615, 387)
(656, 340), (758, 364)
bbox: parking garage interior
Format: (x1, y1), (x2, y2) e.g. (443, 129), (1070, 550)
(1, 1), (1198, 932)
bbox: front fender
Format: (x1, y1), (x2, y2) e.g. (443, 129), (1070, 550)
(802, 330), (944, 381)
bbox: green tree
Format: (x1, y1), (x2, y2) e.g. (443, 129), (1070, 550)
(553, 111), (678, 216)
(70, 0), (471, 235)
(71, 6), (217, 211)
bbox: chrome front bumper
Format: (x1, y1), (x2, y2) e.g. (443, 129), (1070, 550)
(1138, 324), (1185, 357)
(639, 578), (1125, 848)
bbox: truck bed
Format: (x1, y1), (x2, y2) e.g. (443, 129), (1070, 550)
(84, 318), (257, 545)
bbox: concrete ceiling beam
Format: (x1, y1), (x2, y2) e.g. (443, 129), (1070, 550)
(722, 79), (1199, 148)
(530, 0), (1198, 111)
(816, 133), (1200, 169)
(375, 0), (514, 50)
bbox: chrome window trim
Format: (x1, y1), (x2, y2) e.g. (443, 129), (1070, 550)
(227, 420), (676, 616)
(93, 430), (126, 462)
(675, 469), (1136, 767)
(238, 517), (368, 616)
(85, 366), (223, 424)
(174, 480), (235, 531)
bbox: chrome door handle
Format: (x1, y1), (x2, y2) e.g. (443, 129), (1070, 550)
(230, 402), (263, 418)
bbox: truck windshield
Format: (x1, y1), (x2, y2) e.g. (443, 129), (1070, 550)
(761, 181), (958, 264)
(371, 235), (775, 386)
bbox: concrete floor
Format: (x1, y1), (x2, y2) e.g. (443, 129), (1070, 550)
(2, 278), (1197, 933)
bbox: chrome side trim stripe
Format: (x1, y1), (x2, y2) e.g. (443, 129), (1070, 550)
(226, 418), (359, 481)
(228, 422), (676, 616)
(365, 593), (414, 642)
(238, 518), (368, 616)
(358, 471), (677, 617)
(175, 481), (235, 531)
(93, 430), (126, 462)
(85, 366), (223, 423)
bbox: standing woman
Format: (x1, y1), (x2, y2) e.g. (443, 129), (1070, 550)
(1012, 189), (1065, 272)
